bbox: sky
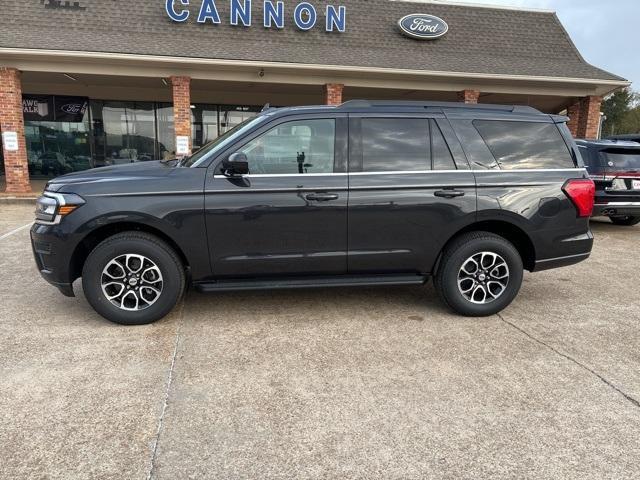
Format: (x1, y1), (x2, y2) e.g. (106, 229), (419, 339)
(438, 0), (639, 89)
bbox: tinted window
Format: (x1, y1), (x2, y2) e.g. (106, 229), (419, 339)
(474, 120), (574, 169)
(361, 118), (429, 172)
(431, 120), (456, 170)
(240, 119), (335, 174)
(601, 150), (640, 170)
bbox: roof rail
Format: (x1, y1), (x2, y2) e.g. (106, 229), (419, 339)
(338, 100), (541, 114)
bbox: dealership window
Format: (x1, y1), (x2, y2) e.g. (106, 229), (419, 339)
(90, 101), (157, 165)
(474, 120), (574, 169)
(21, 96), (265, 173)
(191, 104), (219, 150)
(361, 118), (430, 172)
(219, 105), (262, 135)
(239, 119), (335, 174)
(23, 95), (91, 177)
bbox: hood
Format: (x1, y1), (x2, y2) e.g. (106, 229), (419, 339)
(45, 160), (179, 193)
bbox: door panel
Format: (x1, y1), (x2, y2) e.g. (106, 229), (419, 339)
(348, 171), (476, 273)
(204, 115), (348, 278)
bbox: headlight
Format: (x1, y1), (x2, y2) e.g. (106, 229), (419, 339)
(35, 192), (85, 225)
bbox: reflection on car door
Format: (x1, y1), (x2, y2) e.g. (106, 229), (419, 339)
(204, 114), (349, 278)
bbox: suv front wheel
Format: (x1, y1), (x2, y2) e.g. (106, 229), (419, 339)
(82, 232), (186, 325)
(435, 232), (524, 317)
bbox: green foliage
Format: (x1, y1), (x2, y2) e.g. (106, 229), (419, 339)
(602, 88), (640, 136)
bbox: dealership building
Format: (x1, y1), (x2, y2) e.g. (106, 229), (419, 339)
(0, 0), (629, 192)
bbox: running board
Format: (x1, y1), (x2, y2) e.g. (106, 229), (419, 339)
(194, 274), (427, 293)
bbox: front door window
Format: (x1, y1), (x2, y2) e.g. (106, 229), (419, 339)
(239, 119), (336, 174)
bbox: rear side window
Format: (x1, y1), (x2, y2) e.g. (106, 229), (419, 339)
(600, 150), (640, 170)
(361, 118), (430, 172)
(474, 120), (574, 169)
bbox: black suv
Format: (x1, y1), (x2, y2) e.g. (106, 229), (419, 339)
(577, 139), (640, 226)
(31, 101), (595, 325)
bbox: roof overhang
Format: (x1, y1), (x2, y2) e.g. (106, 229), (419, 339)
(0, 47), (630, 98)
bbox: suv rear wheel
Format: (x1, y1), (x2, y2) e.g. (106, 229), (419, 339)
(609, 215), (640, 226)
(434, 232), (524, 317)
(82, 232), (185, 325)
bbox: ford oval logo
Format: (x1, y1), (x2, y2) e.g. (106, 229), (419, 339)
(61, 103), (84, 114)
(398, 14), (448, 40)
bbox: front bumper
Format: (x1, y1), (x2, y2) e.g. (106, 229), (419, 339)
(31, 224), (77, 297)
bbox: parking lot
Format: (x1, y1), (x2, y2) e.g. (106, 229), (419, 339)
(1, 203), (639, 479)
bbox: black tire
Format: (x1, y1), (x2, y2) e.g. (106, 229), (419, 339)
(434, 232), (524, 317)
(81, 232), (185, 325)
(609, 216), (640, 226)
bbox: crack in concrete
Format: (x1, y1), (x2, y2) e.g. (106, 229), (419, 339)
(497, 313), (640, 409)
(147, 297), (186, 480)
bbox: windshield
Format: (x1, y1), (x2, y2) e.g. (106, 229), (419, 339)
(182, 115), (267, 167)
(601, 150), (640, 170)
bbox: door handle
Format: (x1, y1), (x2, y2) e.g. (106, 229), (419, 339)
(305, 193), (339, 202)
(434, 189), (466, 198)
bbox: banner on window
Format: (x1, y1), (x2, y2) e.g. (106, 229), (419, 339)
(23, 95), (89, 122)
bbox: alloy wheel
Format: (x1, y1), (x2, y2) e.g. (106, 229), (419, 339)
(101, 254), (164, 311)
(457, 251), (510, 304)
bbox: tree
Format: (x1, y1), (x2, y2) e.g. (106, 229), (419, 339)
(601, 88), (638, 136)
(619, 106), (640, 134)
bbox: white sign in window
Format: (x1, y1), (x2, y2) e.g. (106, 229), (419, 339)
(2, 131), (19, 152)
(176, 136), (190, 155)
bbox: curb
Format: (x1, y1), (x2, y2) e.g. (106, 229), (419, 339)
(0, 197), (38, 205)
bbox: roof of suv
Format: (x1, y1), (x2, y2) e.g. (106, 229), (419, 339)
(266, 100), (549, 118)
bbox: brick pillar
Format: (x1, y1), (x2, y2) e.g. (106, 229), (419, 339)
(576, 95), (603, 139)
(0, 68), (31, 193)
(457, 89), (480, 104)
(170, 76), (192, 155)
(324, 83), (344, 105)
(566, 101), (581, 137)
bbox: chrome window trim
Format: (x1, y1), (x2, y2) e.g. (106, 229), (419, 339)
(594, 202), (640, 206)
(210, 168), (586, 180)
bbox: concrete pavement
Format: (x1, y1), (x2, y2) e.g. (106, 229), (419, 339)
(1, 204), (638, 479)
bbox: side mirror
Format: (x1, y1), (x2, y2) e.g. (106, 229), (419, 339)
(222, 152), (249, 176)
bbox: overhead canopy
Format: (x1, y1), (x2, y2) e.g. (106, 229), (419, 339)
(0, 0), (629, 102)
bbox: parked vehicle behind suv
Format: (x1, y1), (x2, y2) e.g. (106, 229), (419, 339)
(31, 101), (594, 325)
(577, 139), (640, 225)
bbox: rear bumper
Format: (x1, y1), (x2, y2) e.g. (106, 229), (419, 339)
(593, 201), (640, 217)
(532, 229), (593, 272)
(533, 251), (591, 271)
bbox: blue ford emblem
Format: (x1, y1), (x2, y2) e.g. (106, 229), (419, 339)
(398, 14), (448, 40)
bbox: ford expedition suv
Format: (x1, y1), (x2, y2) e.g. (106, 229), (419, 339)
(577, 139), (640, 226)
(31, 101), (595, 325)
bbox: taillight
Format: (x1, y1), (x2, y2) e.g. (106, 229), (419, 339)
(562, 179), (595, 218)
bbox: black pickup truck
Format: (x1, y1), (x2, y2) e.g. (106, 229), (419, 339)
(32, 101), (594, 325)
